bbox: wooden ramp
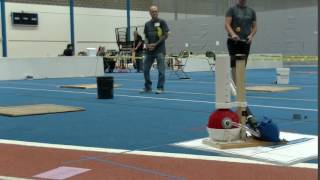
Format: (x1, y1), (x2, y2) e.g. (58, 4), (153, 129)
(59, 84), (122, 89)
(246, 85), (300, 92)
(202, 137), (287, 149)
(0, 104), (85, 117)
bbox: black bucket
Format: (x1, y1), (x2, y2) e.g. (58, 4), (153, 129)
(96, 76), (114, 99)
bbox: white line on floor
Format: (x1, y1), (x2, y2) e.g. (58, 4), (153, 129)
(0, 82), (316, 102)
(117, 88), (317, 102)
(116, 78), (317, 88)
(0, 176), (34, 180)
(0, 86), (317, 112)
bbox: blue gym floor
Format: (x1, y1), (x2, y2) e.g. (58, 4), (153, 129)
(0, 66), (317, 163)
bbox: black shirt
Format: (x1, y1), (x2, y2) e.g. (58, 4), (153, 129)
(134, 35), (144, 55)
(144, 18), (169, 54)
(63, 48), (73, 56)
(226, 5), (256, 40)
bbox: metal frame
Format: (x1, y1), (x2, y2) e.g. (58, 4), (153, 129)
(1, 0), (7, 57)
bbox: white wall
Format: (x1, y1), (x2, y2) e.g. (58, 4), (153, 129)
(166, 7), (317, 55)
(181, 54), (283, 72)
(2, 2), (150, 58)
(0, 2), (219, 58)
(75, 7), (149, 52)
(0, 56), (104, 80)
(160, 12), (214, 21)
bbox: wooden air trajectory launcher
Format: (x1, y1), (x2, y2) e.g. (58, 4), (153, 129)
(235, 54), (248, 140)
(203, 53), (286, 149)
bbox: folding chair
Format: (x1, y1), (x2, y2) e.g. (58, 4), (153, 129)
(168, 50), (191, 79)
(205, 51), (216, 72)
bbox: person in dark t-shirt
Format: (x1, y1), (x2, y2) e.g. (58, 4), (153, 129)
(225, 0), (257, 82)
(133, 31), (144, 73)
(63, 44), (74, 56)
(141, 5), (169, 94)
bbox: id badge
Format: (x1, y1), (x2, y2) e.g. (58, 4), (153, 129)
(154, 22), (160, 27)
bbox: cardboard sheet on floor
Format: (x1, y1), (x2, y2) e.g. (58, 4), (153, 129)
(172, 132), (317, 165)
(0, 104), (85, 117)
(59, 83), (121, 89)
(246, 86), (300, 92)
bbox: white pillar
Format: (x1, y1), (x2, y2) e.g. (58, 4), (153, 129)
(215, 56), (232, 109)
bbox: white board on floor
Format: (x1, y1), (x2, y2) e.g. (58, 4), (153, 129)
(172, 132), (317, 165)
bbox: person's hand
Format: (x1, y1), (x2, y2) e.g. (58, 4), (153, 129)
(150, 44), (156, 50)
(231, 34), (240, 41)
(147, 44), (156, 51)
(247, 35), (254, 44)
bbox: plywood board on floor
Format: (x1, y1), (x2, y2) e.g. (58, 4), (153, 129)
(202, 137), (287, 149)
(246, 86), (300, 92)
(59, 84), (122, 89)
(0, 104), (85, 117)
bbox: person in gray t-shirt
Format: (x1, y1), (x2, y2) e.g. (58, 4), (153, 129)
(140, 5), (169, 94)
(225, 0), (257, 82)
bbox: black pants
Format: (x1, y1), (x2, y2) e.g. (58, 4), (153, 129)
(135, 52), (143, 72)
(103, 58), (116, 73)
(108, 61), (116, 72)
(227, 39), (251, 67)
(135, 58), (143, 73)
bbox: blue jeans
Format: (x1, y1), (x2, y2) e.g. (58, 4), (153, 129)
(143, 53), (166, 90)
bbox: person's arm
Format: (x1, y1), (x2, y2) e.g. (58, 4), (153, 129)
(154, 32), (168, 47)
(247, 10), (257, 43)
(135, 38), (143, 51)
(225, 7), (240, 41)
(149, 33), (168, 51)
(133, 41), (136, 49)
(144, 23), (152, 50)
(225, 17), (239, 41)
(155, 20), (169, 47)
(145, 38), (150, 49)
(247, 21), (257, 43)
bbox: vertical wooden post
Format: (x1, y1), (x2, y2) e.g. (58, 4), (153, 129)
(235, 54), (247, 140)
